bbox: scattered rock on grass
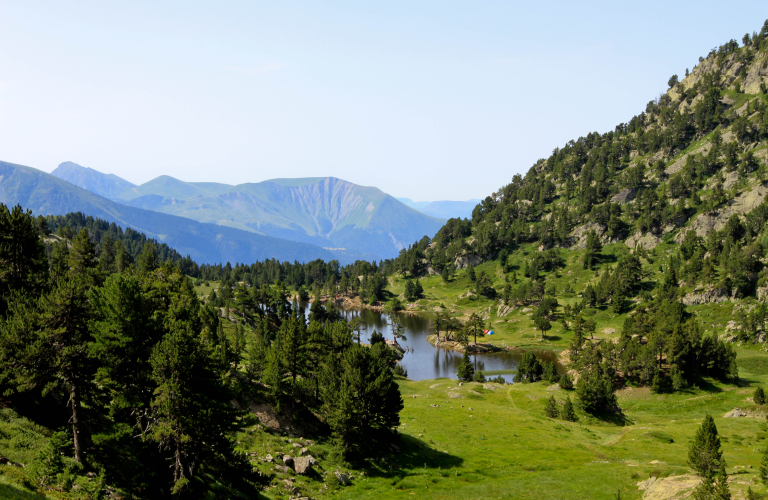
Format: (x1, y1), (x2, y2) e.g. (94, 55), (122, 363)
(335, 471), (351, 485)
(293, 456), (315, 475)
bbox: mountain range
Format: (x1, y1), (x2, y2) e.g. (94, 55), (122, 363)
(51, 163), (446, 262)
(0, 160), (336, 264)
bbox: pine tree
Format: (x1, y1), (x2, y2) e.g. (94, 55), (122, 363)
(688, 414), (725, 479)
(760, 445), (768, 486)
(68, 228), (98, 278)
(755, 386), (766, 405)
(39, 277), (95, 464)
(559, 373), (574, 389)
(0, 204), (49, 313)
(98, 236), (117, 274)
(137, 241), (158, 273)
(115, 240), (133, 272)
(148, 297), (246, 494)
(319, 343), (403, 455)
(562, 396), (577, 421)
(545, 395), (559, 418)
(457, 350), (475, 382)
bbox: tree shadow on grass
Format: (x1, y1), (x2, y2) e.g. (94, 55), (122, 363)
(359, 434), (463, 481)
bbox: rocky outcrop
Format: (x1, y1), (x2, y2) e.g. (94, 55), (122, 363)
(675, 184), (768, 242)
(681, 285), (729, 306)
(723, 407), (767, 418)
(497, 304), (514, 317)
(637, 475), (700, 500)
(454, 253), (481, 269)
(625, 232), (660, 250)
(743, 52), (768, 94)
(568, 222), (608, 249)
(610, 188), (637, 205)
(666, 143), (712, 175)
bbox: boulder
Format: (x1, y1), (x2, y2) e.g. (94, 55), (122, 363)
(335, 471), (351, 486)
(610, 188), (637, 205)
(282, 455), (294, 467)
(293, 456), (315, 475)
(724, 408), (745, 418)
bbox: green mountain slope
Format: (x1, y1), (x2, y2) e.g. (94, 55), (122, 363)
(382, 25), (768, 363)
(0, 160), (336, 264)
(51, 161), (136, 199)
(110, 174), (446, 260)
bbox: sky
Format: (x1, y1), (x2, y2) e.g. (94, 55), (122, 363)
(0, 2), (765, 201)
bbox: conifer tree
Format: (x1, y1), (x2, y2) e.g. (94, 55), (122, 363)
(39, 277), (95, 464)
(137, 242), (158, 273)
(755, 386), (766, 405)
(68, 228), (98, 278)
(0, 204), (49, 313)
(559, 372), (574, 389)
(456, 350), (475, 382)
(562, 396), (577, 421)
(688, 414), (725, 479)
(545, 395), (559, 418)
(760, 445), (768, 486)
(115, 240), (133, 272)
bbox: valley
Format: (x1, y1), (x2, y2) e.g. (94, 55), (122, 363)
(4, 18), (768, 500)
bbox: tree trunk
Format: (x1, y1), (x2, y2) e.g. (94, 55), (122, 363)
(70, 384), (84, 464)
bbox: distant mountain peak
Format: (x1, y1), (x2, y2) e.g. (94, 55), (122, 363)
(52, 161), (136, 200)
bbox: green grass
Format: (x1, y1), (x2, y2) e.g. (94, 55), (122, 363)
(327, 363), (768, 500)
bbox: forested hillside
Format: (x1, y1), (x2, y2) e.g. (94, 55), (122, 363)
(369, 23), (768, 397)
(0, 204), (403, 499)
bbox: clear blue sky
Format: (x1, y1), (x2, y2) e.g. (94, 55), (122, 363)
(0, 1), (765, 200)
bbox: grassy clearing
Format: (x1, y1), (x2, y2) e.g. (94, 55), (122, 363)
(327, 353), (768, 499)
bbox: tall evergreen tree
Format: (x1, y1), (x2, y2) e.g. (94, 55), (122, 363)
(688, 414), (725, 479)
(0, 204), (49, 314)
(456, 350), (475, 382)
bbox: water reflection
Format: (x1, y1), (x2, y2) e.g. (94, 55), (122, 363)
(301, 304), (563, 382)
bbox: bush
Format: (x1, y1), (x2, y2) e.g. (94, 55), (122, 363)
(393, 363), (408, 378)
(559, 373), (574, 390)
(489, 375), (506, 384)
(473, 371), (486, 383)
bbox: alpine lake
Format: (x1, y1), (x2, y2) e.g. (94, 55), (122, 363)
(301, 304), (564, 382)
